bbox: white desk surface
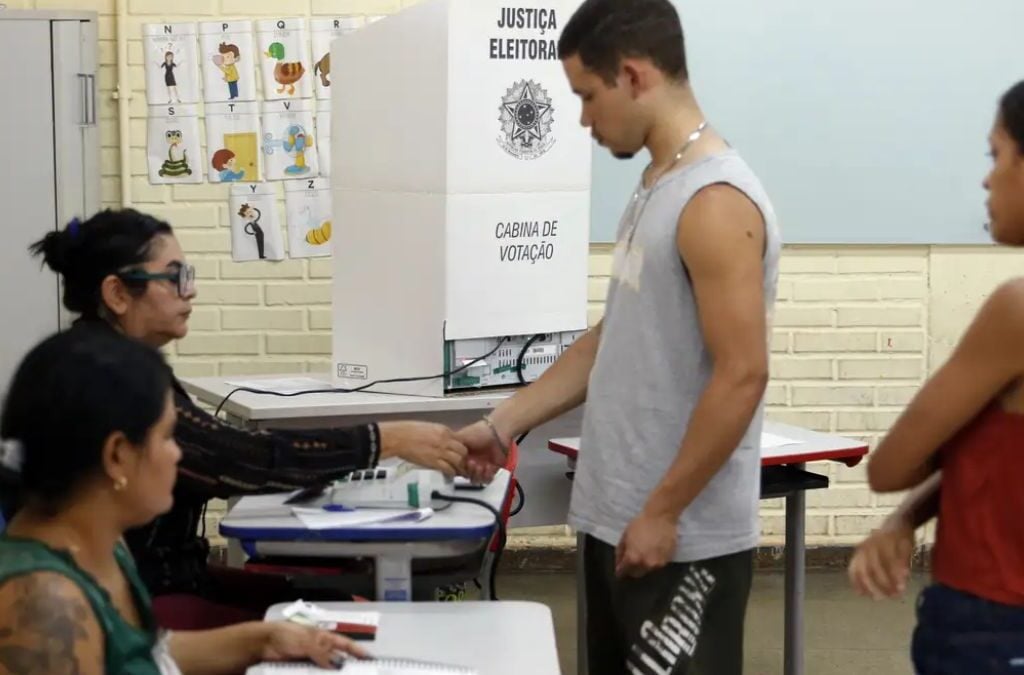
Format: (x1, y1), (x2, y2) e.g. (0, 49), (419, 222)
(221, 470), (511, 541)
(251, 601), (561, 675)
(181, 373), (514, 421)
(549, 420), (869, 467)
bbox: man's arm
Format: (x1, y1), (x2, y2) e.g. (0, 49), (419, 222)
(489, 320), (602, 439)
(615, 183), (769, 577)
(457, 321), (601, 480)
(642, 184), (769, 521)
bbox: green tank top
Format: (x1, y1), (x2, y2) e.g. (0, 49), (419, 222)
(0, 535), (162, 674)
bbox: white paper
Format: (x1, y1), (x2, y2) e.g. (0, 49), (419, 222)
(760, 431), (803, 448)
(225, 376), (327, 393)
(199, 20), (257, 103)
(146, 105), (202, 184)
(311, 17), (362, 99)
(315, 97), (332, 177)
(284, 178), (332, 258)
(228, 183), (285, 261)
(291, 507), (433, 530)
(256, 17), (313, 100)
(282, 599), (380, 627)
(262, 99), (319, 180)
(205, 101), (261, 183)
(143, 23), (201, 105)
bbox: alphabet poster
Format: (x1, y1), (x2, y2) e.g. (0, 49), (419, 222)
(206, 102), (261, 183)
(256, 18), (312, 100)
(146, 105), (203, 184)
(261, 99), (319, 180)
(285, 178), (332, 258)
(310, 17), (362, 100)
(316, 98), (332, 177)
(199, 20), (257, 103)
(229, 183), (285, 262)
(143, 23), (201, 105)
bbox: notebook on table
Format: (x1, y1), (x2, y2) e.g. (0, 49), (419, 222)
(252, 657), (478, 674)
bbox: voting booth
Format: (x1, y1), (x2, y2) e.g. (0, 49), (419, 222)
(330, 0), (590, 397)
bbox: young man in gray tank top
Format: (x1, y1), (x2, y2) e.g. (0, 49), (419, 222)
(458, 1), (781, 673)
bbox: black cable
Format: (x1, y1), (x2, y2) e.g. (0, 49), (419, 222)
(509, 479), (525, 518)
(515, 333), (547, 385)
(213, 337), (511, 417)
(431, 492), (505, 601)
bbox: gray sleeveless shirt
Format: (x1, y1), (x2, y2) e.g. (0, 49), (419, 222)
(569, 148), (781, 562)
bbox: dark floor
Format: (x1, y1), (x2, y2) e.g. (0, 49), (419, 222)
(498, 569), (928, 675)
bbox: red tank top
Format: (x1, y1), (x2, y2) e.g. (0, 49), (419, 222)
(933, 402), (1024, 606)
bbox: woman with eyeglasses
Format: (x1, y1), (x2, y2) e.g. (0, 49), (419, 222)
(27, 208), (469, 629)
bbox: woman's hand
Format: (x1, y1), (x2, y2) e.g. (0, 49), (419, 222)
(848, 518), (916, 600)
(261, 622), (369, 669)
(378, 421), (469, 476)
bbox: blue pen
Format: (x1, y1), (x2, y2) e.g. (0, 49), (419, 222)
(323, 504), (354, 512)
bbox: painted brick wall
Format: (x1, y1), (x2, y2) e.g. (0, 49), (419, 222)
(9, 0), (987, 550)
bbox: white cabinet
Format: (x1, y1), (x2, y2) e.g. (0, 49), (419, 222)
(0, 10), (99, 391)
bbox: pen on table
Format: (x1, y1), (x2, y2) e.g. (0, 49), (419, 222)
(322, 504), (354, 512)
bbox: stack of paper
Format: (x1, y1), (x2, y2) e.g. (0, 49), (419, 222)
(290, 507), (433, 530)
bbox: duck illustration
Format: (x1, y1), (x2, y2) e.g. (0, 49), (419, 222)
(265, 42), (304, 95)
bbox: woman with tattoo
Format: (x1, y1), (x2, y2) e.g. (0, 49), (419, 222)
(0, 329), (368, 674)
(25, 208), (470, 629)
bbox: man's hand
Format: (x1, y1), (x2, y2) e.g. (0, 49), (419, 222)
(454, 420), (509, 484)
(848, 519), (916, 600)
(615, 510), (678, 578)
(377, 421), (468, 477)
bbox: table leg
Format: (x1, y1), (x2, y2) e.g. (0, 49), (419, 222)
(784, 464), (806, 675)
(576, 531), (587, 675)
(375, 554), (412, 601)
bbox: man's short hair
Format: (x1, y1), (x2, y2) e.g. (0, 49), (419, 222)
(558, 0), (688, 85)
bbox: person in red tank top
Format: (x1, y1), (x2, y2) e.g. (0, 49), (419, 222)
(848, 80), (1024, 674)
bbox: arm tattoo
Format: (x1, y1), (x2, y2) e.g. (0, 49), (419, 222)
(0, 574), (95, 674)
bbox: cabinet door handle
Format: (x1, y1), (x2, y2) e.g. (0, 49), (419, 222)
(77, 73), (89, 125)
(87, 74), (97, 125)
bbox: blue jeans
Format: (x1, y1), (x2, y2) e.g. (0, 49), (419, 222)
(912, 583), (1024, 674)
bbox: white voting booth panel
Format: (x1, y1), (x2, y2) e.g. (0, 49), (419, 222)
(330, 0), (590, 397)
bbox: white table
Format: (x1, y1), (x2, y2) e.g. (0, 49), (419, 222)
(548, 422), (868, 675)
(250, 600), (561, 674)
(220, 470), (512, 602)
(182, 374), (583, 529)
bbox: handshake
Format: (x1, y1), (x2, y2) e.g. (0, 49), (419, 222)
(377, 418), (511, 484)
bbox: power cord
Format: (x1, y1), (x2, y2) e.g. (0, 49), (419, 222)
(431, 492), (505, 601)
(213, 337), (512, 417)
(515, 333), (547, 385)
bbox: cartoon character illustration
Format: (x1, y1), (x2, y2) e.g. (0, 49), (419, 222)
(160, 50), (180, 103)
(212, 42), (240, 100)
(211, 148), (245, 181)
(263, 124), (315, 176)
(314, 52), (330, 88)
(237, 203), (266, 259)
(264, 42), (305, 95)
(158, 129), (192, 177)
(305, 219), (331, 245)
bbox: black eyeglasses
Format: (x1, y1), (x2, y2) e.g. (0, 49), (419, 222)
(119, 263), (196, 298)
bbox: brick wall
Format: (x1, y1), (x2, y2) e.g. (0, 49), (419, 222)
(8, 0), (1015, 550)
